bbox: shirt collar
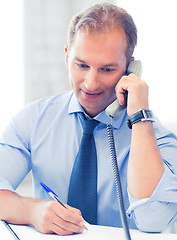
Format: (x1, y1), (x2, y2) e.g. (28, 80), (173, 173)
(68, 92), (127, 130)
(68, 92), (84, 114)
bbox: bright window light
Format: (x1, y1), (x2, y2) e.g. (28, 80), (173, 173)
(116, 0), (177, 133)
(0, 1), (24, 135)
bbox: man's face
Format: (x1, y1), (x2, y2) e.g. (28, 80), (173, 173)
(65, 29), (127, 117)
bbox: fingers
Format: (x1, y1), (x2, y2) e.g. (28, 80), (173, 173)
(115, 74), (133, 105)
(115, 73), (139, 96)
(66, 204), (82, 216)
(54, 203), (84, 229)
(115, 73), (149, 116)
(43, 205), (83, 235)
(31, 200), (84, 236)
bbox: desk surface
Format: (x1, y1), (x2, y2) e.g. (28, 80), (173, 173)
(0, 221), (176, 240)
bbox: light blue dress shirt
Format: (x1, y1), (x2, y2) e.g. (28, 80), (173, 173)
(1, 91), (177, 232)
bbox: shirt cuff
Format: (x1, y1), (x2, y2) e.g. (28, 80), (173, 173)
(127, 193), (150, 218)
(127, 164), (177, 218)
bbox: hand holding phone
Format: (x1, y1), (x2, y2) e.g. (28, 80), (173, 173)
(105, 60), (142, 120)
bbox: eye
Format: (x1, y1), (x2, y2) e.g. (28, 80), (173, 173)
(100, 67), (115, 73)
(76, 63), (89, 69)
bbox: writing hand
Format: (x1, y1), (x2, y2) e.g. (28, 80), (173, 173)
(30, 200), (84, 235)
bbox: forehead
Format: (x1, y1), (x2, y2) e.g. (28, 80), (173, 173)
(69, 29), (127, 65)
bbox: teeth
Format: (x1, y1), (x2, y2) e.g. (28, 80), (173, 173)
(87, 92), (99, 95)
(82, 90), (102, 96)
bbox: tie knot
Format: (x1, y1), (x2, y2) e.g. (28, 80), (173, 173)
(83, 119), (99, 135)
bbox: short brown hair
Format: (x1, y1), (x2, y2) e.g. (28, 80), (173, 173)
(67, 3), (137, 63)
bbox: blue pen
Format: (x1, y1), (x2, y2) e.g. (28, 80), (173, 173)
(40, 182), (66, 208)
(40, 182), (88, 231)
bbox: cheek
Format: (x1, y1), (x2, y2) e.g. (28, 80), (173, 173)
(104, 75), (120, 90)
(68, 65), (82, 89)
(106, 84), (117, 98)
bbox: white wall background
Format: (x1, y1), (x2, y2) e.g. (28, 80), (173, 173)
(116, 0), (177, 133)
(0, 0), (177, 135)
(0, 0), (24, 134)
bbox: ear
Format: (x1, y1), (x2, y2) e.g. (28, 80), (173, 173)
(126, 56), (135, 71)
(130, 56), (135, 62)
(65, 45), (69, 67)
(126, 56), (134, 66)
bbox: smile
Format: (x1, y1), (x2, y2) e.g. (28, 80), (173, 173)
(81, 90), (103, 99)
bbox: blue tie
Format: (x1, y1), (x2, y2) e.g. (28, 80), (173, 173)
(67, 113), (99, 224)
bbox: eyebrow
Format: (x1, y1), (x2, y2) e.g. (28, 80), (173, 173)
(75, 58), (87, 64)
(102, 63), (119, 68)
(75, 58), (119, 68)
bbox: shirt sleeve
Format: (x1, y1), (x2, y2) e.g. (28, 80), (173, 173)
(127, 121), (177, 232)
(0, 104), (36, 191)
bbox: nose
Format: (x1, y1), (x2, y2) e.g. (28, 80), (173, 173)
(84, 69), (99, 92)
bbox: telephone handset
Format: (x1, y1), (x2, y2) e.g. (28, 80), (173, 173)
(106, 60), (142, 240)
(105, 60), (142, 120)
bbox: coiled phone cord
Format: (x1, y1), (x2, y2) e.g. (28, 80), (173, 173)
(107, 123), (131, 240)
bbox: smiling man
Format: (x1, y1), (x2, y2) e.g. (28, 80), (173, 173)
(0, 3), (177, 236)
(65, 29), (127, 117)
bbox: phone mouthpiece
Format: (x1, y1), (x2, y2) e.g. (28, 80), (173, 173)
(105, 100), (126, 121)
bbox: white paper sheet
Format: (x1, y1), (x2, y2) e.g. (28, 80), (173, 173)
(1, 220), (177, 240)
(0, 221), (17, 240)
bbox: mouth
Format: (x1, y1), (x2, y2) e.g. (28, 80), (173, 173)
(81, 89), (103, 99)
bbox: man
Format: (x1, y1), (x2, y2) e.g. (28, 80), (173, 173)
(0, 3), (177, 235)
